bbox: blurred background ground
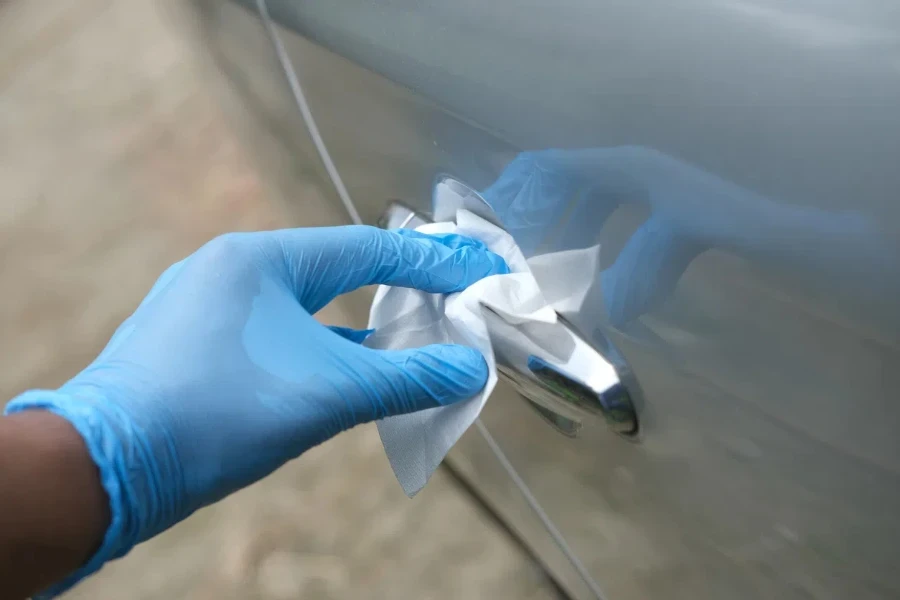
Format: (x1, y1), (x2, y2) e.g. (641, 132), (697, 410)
(0, 1), (560, 598)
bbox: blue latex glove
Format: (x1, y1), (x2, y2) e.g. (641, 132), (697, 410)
(4, 226), (508, 595)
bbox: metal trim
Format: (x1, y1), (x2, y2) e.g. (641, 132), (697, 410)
(256, 0), (363, 225)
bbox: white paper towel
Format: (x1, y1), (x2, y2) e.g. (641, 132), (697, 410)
(366, 209), (598, 496)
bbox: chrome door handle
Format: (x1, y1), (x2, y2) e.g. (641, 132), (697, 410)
(380, 202), (639, 438)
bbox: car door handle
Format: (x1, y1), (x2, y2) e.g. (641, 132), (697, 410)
(379, 202), (639, 438)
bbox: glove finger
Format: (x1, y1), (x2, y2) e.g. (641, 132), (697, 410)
(371, 344), (489, 418)
(393, 228), (489, 252)
(327, 325), (375, 344)
(270, 226), (509, 313)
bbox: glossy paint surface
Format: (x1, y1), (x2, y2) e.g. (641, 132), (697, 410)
(190, 2), (900, 598)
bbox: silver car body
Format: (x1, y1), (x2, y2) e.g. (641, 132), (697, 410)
(186, 1), (900, 598)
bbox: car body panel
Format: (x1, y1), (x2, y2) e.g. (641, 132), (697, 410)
(187, 2), (900, 598)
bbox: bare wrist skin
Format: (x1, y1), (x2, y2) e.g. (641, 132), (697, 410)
(0, 411), (110, 600)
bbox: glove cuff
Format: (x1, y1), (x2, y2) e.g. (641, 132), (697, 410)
(4, 389), (143, 598)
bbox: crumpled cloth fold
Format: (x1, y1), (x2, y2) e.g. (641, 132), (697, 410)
(366, 209), (598, 496)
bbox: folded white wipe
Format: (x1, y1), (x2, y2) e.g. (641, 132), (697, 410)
(366, 209), (598, 496)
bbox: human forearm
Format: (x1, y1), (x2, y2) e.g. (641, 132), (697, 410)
(0, 411), (109, 600)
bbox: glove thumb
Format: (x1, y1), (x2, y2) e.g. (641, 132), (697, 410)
(375, 344), (489, 416)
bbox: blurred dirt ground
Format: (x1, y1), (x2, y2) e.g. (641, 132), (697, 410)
(0, 1), (559, 598)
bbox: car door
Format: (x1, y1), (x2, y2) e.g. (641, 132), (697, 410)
(190, 1), (900, 598)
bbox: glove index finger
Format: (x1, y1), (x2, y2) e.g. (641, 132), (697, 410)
(271, 226), (509, 313)
(393, 228), (489, 252)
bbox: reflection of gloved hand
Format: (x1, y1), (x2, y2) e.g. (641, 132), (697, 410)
(5, 226), (508, 594)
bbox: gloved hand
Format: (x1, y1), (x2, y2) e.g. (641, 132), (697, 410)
(4, 226), (508, 594)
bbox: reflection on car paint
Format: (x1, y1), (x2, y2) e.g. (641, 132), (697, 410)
(480, 147), (900, 332)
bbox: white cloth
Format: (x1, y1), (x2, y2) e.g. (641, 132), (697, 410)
(366, 209), (598, 496)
